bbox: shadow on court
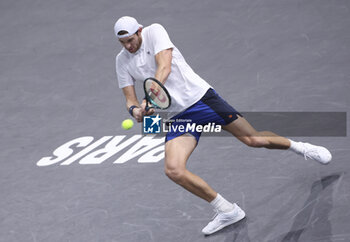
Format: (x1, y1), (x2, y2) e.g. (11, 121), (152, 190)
(210, 174), (341, 242)
(279, 174), (341, 242)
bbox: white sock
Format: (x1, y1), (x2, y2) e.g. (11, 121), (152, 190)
(210, 193), (235, 213)
(288, 139), (303, 154)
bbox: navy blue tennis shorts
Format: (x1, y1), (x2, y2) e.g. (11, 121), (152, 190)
(165, 88), (242, 143)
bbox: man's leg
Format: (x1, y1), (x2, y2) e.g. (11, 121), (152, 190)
(164, 134), (217, 202)
(223, 115), (290, 149)
(164, 134), (246, 235)
(223, 115), (332, 164)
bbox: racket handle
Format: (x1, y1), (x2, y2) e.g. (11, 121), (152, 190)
(145, 106), (150, 112)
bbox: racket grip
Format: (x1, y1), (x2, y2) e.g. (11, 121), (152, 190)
(145, 106), (150, 112)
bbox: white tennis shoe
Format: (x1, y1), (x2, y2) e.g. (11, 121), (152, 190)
(202, 203), (246, 235)
(299, 142), (332, 164)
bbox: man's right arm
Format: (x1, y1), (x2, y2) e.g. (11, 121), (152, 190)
(122, 85), (145, 123)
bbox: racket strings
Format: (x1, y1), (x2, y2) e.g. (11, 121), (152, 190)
(145, 80), (170, 109)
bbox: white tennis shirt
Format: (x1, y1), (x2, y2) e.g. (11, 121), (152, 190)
(116, 23), (211, 114)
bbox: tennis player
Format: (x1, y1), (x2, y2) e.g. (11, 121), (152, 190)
(114, 16), (332, 235)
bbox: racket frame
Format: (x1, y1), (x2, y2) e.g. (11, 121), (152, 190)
(143, 77), (171, 110)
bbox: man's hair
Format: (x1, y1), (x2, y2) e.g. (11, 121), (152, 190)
(117, 29), (139, 36)
(117, 30), (128, 35)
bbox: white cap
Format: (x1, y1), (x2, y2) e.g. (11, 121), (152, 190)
(114, 16), (143, 38)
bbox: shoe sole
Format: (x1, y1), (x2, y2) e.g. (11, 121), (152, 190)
(315, 148), (332, 164)
(303, 144), (332, 164)
(203, 210), (246, 235)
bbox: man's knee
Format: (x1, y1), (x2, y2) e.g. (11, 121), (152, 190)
(164, 164), (186, 184)
(243, 136), (266, 148)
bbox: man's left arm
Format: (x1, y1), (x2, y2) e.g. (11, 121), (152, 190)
(140, 48), (172, 112)
(155, 48), (173, 84)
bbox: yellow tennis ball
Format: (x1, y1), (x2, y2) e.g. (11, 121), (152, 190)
(122, 119), (134, 130)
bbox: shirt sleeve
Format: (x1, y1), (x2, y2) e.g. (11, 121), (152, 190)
(149, 23), (175, 55)
(116, 54), (134, 88)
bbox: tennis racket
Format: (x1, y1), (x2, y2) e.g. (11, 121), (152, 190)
(143, 77), (171, 111)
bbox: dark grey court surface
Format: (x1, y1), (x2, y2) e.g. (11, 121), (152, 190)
(1, 0), (350, 241)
